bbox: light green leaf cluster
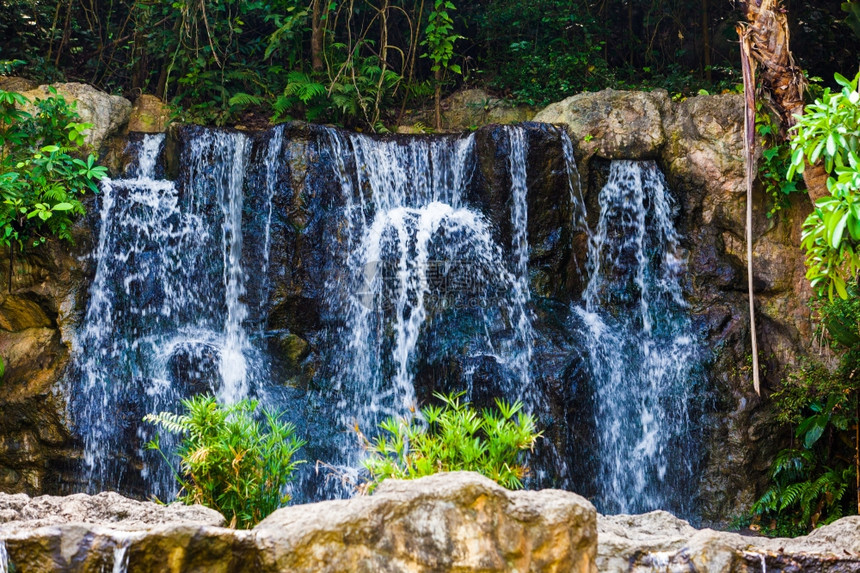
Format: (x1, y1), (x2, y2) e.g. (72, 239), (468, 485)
(789, 72), (860, 298)
(361, 391), (541, 493)
(421, 0), (463, 75)
(144, 394), (305, 529)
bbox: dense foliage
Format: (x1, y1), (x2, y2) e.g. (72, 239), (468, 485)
(750, 290), (860, 536)
(360, 392), (541, 493)
(0, 86), (105, 256)
(144, 395), (305, 529)
(1, 1), (857, 127)
(790, 72), (860, 299)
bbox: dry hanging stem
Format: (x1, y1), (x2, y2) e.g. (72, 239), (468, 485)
(736, 0), (808, 395)
(737, 22), (761, 396)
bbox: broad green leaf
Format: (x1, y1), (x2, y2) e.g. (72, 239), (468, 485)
(827, 133), (837, 158)
(804, 420), (826, 448)
(834, 72), (851, 88)
(834, 274), (849, 299)
(830, 209), (850, 248)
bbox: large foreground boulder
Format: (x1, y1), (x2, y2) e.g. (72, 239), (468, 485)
(0, 472), (598, 573)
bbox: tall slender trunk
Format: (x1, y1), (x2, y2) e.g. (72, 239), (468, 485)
(628, 0), (634, 68)
(311, 0), (324, 72)
(702, 0), (712, 82)
(434, 68), (441, 131)
(54, 0), (74, 69)
(736, 0), (817, 394)
(155, 17), (183, 100)
(372, 0), (390, 128)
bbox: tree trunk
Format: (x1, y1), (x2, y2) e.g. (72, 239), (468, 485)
(434, 67), (442, 131)
(702, 0), (712, 82)
(311, 0), (324, 72)
(739, 0), (805, 139)
(740, 0), (829, 204)
(736, 0), (831, 395)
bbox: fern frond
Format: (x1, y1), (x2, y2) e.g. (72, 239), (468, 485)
(779, 481), (807, 510)
(228, 93), (264, 107)
(143, 411), (190, 434)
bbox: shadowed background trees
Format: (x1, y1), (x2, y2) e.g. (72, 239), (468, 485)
(1, 0), (858, 126)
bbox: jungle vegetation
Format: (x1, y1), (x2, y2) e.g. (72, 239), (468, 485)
(4, 0), (860, 537)
(0, 0), (857, 129)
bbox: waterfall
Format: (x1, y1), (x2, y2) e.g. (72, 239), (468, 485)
(0, 538), (7, 573)
(312, 127), (537, 494)
(67, 124), (703, 515)
(506, 128), (534, 391)
(112, 539), (130, 573)
(260, 125), (284, 305)
(73, 131), (265, 496)
(573, 160), (702, 518)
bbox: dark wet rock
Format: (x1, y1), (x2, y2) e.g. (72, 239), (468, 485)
(537, 90), (816, 524)
(0, 219), (95, 494)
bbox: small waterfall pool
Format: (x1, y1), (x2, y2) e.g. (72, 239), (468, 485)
(68, 124), (707, 519)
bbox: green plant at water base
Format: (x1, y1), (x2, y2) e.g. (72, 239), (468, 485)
(144, 395), (306, 529)
(788, 71), (860, 299)
(0, 88), (106, 252)
(750, 290), (860, 537)
(360, 392), (541, 494)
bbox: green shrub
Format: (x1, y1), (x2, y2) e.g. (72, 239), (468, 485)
(788, 71), (860, 299)
(0, 88), (106, 252)
(756, 101), (802, 217)
(750, 289), (860, 536)
(144, 395), (305, 529)
(360, 391), (541, 493)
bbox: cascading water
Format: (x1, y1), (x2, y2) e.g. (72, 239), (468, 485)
(572, 160), (703, 518)
(112, 539), (130, 573)
(0, 538), (7, 573)
(314, 128), (538, 495)
(72, 131), (270, 496)
(68, 123), (704, 517)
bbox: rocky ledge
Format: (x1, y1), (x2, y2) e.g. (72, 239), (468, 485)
(599, 510), (860, 573)
(2, 472), (860, 572)
(0, 472), (597, 572)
